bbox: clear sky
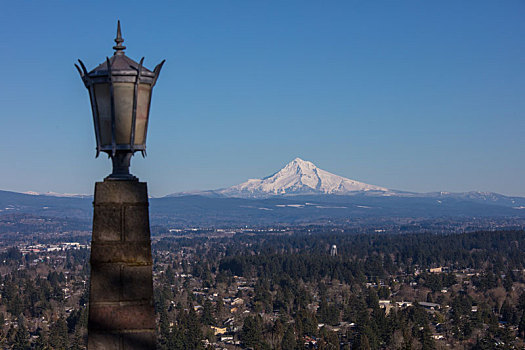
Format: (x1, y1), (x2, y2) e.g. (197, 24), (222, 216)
(1, 1), (524, 197)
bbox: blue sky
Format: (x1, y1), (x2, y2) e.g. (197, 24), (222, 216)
(1, 1), (524, 197)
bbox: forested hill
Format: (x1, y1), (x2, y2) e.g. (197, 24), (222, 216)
(217, 230), (525, 283)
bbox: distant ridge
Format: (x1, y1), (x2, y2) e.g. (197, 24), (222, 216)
(23, 191), (91, 199)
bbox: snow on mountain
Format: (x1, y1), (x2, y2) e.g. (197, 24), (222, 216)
(217, 158), (390, 198)
(22, 191), (91, 198)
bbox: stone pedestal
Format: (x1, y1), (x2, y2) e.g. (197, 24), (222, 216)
(88, 180), (156, 350)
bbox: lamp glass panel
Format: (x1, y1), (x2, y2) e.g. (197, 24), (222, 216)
(93, 83), (112, 146)
(134, 84), (152, 145)
(113, 82), (134, 144)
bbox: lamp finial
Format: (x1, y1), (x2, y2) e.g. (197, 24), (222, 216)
(113, 20), (126, 55)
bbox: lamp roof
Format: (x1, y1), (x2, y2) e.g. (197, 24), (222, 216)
(89, 55), (154, 77)
(88, 21), (154, 78)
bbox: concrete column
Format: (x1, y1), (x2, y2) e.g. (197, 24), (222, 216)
(88, 180), (156, 350)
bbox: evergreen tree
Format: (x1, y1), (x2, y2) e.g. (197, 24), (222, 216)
(281, 325), (296, 350)
(13, 322), (29, 350)
(158, 309), (170, 347)
(215, 298), (224, 319)
(184, 307), (204, 349)
(167, 326), (186, 350)
(503, 271), (513, 292)
(419, 324), (435, 350)
(70, 327), (85, 350)
(354, 333), (371, 350)
(500, 299), (515, 323)
(6, 324), (16, 344)
(33, 328), (48, 350)
(320, 326), (339, 349)
(242, 315), (263, 349)
(519, 312), (525, 338)
(366, 288), (380, 309)
(49, 316), (69, 349)
(201, 299), (215, 325)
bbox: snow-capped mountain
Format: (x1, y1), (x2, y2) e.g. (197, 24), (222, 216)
(217, 158), (390, 198)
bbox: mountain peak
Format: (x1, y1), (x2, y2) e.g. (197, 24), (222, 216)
(291, 157), (309, 164)
(219, 158), (389, 198)
(274, 157), (316, 176)
(288, 157), (315, 169)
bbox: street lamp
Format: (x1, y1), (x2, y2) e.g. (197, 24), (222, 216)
(76, 21), (165, 180)
(76, 22), (164, 349)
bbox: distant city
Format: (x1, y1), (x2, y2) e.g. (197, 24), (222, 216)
(1, 221), (525, 348)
